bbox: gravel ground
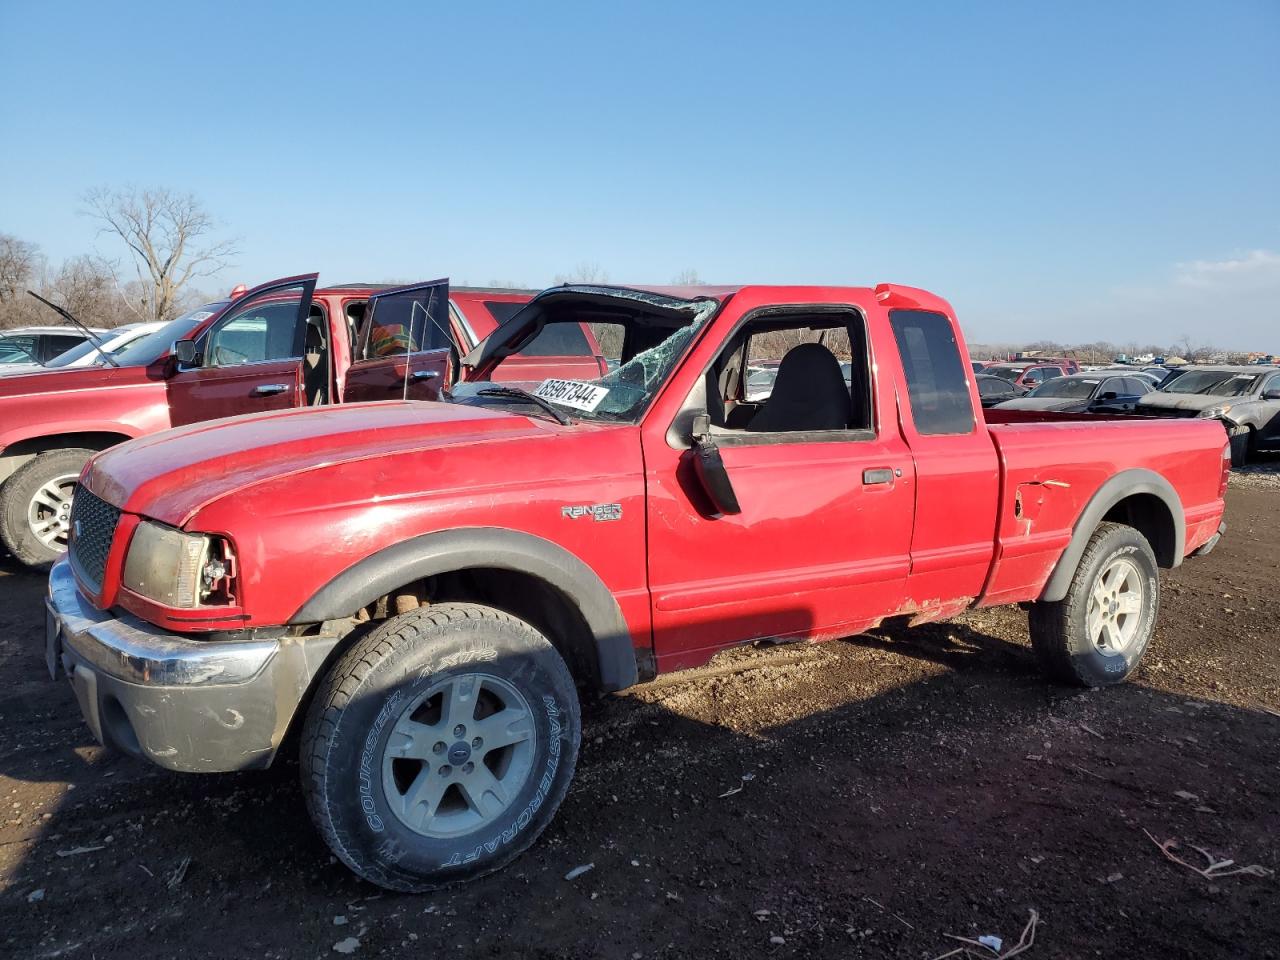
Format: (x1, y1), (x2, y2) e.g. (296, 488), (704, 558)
(0, 485), (1276, 959)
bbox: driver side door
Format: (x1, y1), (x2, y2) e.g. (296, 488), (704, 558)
(342, 279), (452, 403)
(167, 275), (317, 427)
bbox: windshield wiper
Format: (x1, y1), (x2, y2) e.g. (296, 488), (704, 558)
(475, 386), (571, 425)
(26, 291), (120, 367)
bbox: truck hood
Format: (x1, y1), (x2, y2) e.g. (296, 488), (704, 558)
(1136, 393), (1224, 413)
(85, 401), (564, 526)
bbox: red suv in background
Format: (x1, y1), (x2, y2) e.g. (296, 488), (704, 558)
(0, 278), (541, 567)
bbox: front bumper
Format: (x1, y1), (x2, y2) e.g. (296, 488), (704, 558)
(46, 559), (336, 773)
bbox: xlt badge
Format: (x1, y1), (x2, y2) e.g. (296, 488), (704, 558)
(562, 503), (622, 522)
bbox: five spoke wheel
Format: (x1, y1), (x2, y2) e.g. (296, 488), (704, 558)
(26, 473), (79, 550)
(382, 673), (536, 838)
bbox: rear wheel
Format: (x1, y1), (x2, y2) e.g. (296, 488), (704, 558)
(300, 602), (580, 891)
(0, 448), (94, 568)
(1028, 522), (1160, 686)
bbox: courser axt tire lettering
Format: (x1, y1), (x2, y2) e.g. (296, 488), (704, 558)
(299, 602), (581, 892)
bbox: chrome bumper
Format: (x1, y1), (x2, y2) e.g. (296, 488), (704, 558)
(46, 559), (333, 772)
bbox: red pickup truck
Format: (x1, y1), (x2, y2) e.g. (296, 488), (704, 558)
(0, 276), (534, 567)
(46, 281), (1229, 892)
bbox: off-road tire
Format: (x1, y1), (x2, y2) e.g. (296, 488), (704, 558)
(0, 448), (94, 569)
(300, 602), (581, 892)
(1229, 427), (1253, 468)
(1028, 522), (1160, 687)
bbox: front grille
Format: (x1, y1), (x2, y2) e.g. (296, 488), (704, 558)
(69, 488), (121, 589)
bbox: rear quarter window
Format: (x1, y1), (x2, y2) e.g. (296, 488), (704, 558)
(889, 309), (974, 435)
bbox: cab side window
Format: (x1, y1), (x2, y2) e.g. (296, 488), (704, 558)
(889, 309), (973, 436)
(358, 291), (450, 360)
(202, 283), (311, 368)
(706, 311), (872, 438)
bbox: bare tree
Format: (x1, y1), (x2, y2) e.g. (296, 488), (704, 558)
(672, 268), (701, 285)
(44, 255), (133, 328)
(0, 233), (41, 304)
(82, 186), (237, 321)
(553, 262), (609, 285)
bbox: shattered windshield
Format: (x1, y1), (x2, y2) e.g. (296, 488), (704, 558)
(453, 293), (716, 423)
(1162, 371), (1260, 397)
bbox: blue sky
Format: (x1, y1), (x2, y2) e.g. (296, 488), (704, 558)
(2, 1), (1277, 348)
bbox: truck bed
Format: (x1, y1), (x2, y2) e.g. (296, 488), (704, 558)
(978, 413), (1229, 607)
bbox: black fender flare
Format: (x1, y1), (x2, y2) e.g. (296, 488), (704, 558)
(290, 527), (640, 692)
(1039, 468), (1185, 603)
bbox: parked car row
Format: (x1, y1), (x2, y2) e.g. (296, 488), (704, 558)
(29, 276), (1233, 894)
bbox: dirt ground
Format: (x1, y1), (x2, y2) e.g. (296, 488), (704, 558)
(1, 477), (1277, 959)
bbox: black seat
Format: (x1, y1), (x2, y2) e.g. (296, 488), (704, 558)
(747, 342), (851, 432)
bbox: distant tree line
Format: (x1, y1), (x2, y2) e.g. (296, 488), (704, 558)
(966, 336), (1251, 364)
(0, 186), (235, 331)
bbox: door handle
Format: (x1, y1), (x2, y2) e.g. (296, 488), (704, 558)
(410, 370), (440, 381)
(863, 467), (895, 485)
(252, 383), (290, 396)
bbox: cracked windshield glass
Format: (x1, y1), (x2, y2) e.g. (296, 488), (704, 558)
(456, 305), (710, 422)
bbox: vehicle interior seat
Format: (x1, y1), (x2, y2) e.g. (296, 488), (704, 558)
(303, 316), (329, 406)
(747, 342), (851, 432)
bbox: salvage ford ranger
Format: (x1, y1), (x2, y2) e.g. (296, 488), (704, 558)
(46, 281), (1230, 891)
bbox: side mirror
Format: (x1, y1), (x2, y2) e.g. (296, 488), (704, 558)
(1263, 388), (1280, 401)
(690, 414), (741, 516)
(173, 339), (198, 367)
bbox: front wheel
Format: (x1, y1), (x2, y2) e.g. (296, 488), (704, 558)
(1028, 522), (1160, 686)
(300, 602), (581, 891)
(0, 448), (94, 568)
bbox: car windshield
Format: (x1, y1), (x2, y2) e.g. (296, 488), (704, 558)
(453, 290), (718, 423)
(44, 327), (141, 368)
(112, 304), (223, 366)
(1028, 378), (1099, 399)
(985, 365), (1024, 382)
(1161, 371), (1260, 397)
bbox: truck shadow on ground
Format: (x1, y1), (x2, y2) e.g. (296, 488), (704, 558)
(0, 580), (1277, 959)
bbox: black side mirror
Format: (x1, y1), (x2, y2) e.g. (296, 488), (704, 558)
(691, 414), (741, 516)
(1263, 388), (1280, 401)
(173, 339), (198, 367)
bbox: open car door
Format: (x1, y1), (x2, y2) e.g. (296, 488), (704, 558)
(167, 274), (318, 427)
(343, 279), (453, 403)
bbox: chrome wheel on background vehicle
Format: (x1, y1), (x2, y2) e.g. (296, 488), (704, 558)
(26, 473), (79, 552)
(0, 447), (95, 568)
(1085, 556), (1145, 657)
(382, 673), (537, 839)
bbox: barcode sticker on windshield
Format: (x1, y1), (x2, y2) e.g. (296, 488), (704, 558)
(534, 378), (609, 412)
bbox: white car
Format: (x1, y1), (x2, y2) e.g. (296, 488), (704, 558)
(0, 322), (163, 376)
(0, 326), (106, 368)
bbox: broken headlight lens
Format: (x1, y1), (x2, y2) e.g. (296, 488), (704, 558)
(122, 521), (235, 607)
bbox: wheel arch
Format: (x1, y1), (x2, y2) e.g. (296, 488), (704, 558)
(1040, 469), (1184, 603)
(0, 430), (135, 485)
(290, 527), (644, 693)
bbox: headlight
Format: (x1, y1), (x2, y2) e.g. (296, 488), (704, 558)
(122, 521), (236, 607)
(1201, 403), (1233, 418)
